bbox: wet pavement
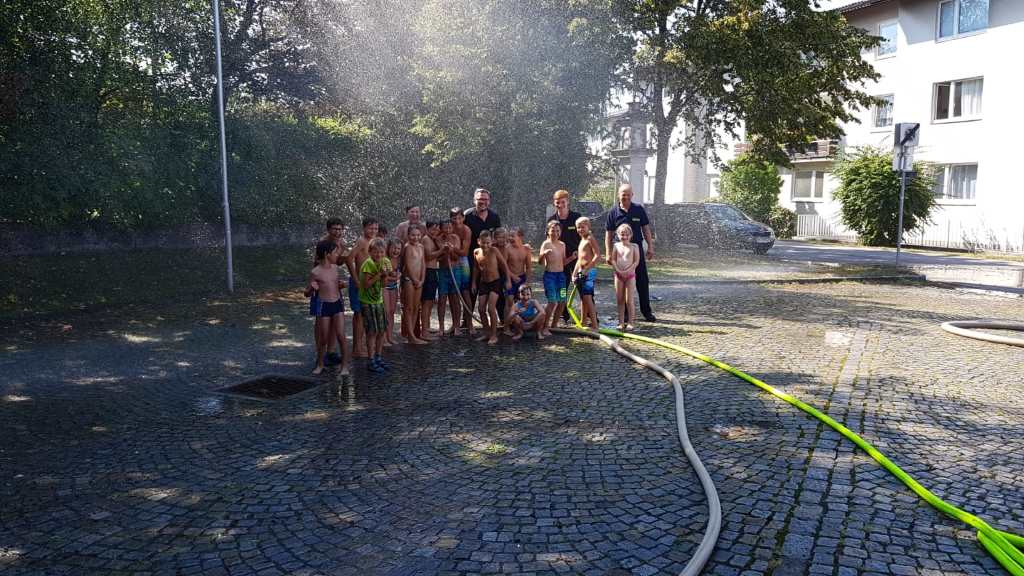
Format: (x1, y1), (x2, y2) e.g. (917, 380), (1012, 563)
(1, 274), (1022, 575)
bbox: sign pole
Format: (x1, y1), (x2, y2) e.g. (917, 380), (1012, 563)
(213, 0), (234, 293)
(896, 148), (906, 267)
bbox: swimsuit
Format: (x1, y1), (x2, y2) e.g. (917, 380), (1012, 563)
(615, 270), (636, 282)
(515, 300), (539, 323)
(543, 271), (567, 303)
(308, 291), (320, 316)
(347, 276), (361, 313)
(576, 268), (598, 297)
(455, 256), (471, 290)
(506, 273), (527, 297)
(315, 298), (344, 317)
(421, 268), (439, 301)
(477, 278), (503, 297)
(437, 264), (457, 296)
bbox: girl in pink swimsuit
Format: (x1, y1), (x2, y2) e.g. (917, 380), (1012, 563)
(611, 223), (640, 331)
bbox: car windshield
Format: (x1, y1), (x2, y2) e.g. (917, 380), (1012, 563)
(705, 205), (750, 222)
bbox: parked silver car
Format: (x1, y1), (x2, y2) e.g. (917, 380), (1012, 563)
(674, 203), (776, 254)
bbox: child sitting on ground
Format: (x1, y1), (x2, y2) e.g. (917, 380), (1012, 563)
(573, 216), (601, 331)
(308, 240), (351, 376)
(383, 238), (402, 346)
(538, 220), (565, 337)
(471, 230), (513, 345)
(359, 238), (390, 373)
(508, 284), (546, 341)
(611, 223), (640, 331)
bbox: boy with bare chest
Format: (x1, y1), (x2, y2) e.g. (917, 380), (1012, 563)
(504, 227), (532, 325)
(573, 217), (601, 331)
(346, 217), (378, 357)
(539, 221), (566, 335)
(471, 230), (512, 345)
(308, 240), (351, 376)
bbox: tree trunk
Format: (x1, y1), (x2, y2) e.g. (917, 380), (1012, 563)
(653, 120), (670, 210)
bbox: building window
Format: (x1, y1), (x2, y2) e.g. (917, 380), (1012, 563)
(938, 0), (988, 40)
(877, 21), (897, 57)
(934, 78), (982, 121)
(873, 95), (894, 128)
(793, 171), (828, 200)
(933, 164), (978, 200)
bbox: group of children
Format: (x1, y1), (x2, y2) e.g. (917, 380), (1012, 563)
(306, 208), (642, 375)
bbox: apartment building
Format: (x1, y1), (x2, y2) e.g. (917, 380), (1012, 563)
(787, 0), (1024, 251)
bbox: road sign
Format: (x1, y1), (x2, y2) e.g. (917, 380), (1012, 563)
(892, 122), (920, 172)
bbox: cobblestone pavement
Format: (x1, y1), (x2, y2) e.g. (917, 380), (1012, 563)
(1, 278), (1022, 576)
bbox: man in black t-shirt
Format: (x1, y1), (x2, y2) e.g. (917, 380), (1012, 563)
(605, 184), (656, 322)
(546, 189), (581, 325)
(464, 188), (501, 254)
(463, 188), (501, 317)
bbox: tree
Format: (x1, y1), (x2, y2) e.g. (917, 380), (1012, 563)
(614, 1), (880, 209)
(832, 146), (935, 246)
(409, 0), (628, 224)
(718, 153), (782, 223)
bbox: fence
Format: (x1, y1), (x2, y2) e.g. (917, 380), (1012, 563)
(794, 213), (1024, 253)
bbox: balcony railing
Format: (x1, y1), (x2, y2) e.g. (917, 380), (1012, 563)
(733, 139), (841, 161)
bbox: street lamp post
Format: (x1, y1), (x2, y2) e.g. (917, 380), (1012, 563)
(212, 0), (234, 292)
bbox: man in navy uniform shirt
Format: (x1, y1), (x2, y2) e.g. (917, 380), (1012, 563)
(604, 184), (656, 322)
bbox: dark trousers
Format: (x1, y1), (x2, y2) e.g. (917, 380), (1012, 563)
(636, 251), (653, 319)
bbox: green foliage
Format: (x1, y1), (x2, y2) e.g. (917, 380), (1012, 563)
(768, 205), (796, 240)
(582, 182), (618, 210)
(718, 154), (782, 223)
(832, 147), (936, 246)
(614, 1), (880, 206)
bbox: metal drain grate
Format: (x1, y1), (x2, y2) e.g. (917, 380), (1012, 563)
(217, 374), (323, 401)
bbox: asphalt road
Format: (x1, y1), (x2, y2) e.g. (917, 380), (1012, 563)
(770, 240), (1023, 269)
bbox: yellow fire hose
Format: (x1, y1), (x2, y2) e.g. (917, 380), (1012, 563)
(562, 284), (1024, 575)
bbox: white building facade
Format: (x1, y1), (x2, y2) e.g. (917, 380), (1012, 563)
(788, 0), (1024, 252)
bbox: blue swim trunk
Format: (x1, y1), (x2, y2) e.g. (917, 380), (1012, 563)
(543, 271), (566, 303)
(315, 298), (344, 317)
(308, 291), (320, 316)
(577, 268), (597, 297)
(437, 266), (458, 296)
(455, 257), (471, 290)
(506, 274), (527, 297)
(348, 277), (361, 314)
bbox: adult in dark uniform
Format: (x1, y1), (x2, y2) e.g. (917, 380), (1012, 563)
(604, 184), (656, 322)
(463, 188), (501, 316)
(546, 189), (581, 325)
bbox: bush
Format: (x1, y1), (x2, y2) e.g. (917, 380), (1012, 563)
(768, 205), (796, 239)
(832, 146), (935, 246)
(719, 154), (783, 223)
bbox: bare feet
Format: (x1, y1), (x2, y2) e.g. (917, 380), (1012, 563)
(408, 337), (430, 345)
(474, 334), (488, 342)
(312, 366), (324, 375)
(511, 332), (523, 341)
(383, 340), (393, 348)
(340, 365), (350, 376)
(502, 328), (513, 337)
(487, 336), (498, 345)
(626, 323), (635, 331)
(542, 329), (552, 337)
(537, 332), (545, 340)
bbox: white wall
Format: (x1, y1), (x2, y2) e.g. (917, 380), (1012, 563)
(799, 0), (1024, 250)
